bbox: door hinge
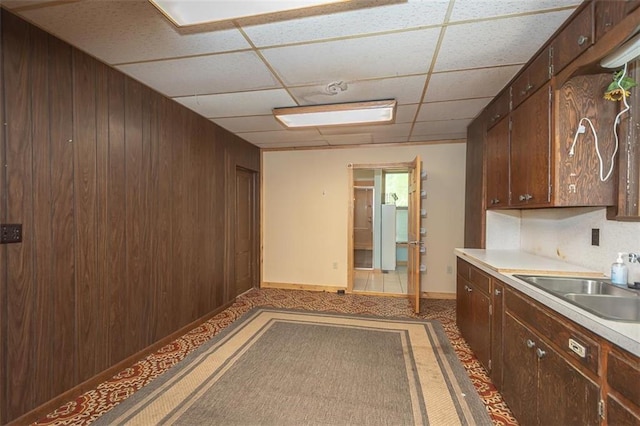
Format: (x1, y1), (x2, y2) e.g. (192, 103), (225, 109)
(598, 400), (605, 420)
(489, 304), (493, 316)
(488, 359), (492, 371)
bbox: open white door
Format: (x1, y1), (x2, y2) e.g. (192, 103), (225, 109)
(407, 156), (422, 314)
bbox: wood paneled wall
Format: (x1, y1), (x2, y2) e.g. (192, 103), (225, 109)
(0, 10), (259, 423)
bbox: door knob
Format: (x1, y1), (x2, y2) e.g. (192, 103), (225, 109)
(494, 288), (501, 296)
(536, 348), (547, 359)
(526, 339), (536, 348)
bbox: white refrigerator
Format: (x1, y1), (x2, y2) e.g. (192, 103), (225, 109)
(380, 204), (397, 271)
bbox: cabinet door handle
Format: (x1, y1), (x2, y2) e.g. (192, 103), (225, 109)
(490, 114), (501, 123)
(494, 288), (501, 296)
(494, 199), (500, 205)
(526, 339), (536, 348)
(467, 286), (473, 292)
(525, 194), (533, 201)
(519, 194), (526, 201)
(577, 35), (589, 46)
(536, 348), (547, 358)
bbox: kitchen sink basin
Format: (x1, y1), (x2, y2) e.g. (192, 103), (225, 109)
(514, 274), (640, 322)
(563, 294), (640, 322)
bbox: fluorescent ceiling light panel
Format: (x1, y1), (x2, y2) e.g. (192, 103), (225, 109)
(273, 100), (397, 128)
(601, 32), (640, 68)
(150, 0), (350, 27)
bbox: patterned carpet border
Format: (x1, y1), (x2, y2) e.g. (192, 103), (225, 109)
(32, 289), (518, 426)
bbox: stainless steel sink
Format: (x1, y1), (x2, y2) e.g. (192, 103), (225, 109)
(563, 294), (640, 322)
(513, 275), (635, 296)
(514, 274), (640, 322)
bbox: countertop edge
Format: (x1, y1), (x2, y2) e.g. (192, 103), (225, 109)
(455, 250), (640, 357)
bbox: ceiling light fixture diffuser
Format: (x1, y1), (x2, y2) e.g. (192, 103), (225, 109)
(150, 0), (350, 27)
(273, 100), (397, 128)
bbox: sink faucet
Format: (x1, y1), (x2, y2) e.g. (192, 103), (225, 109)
(630, 253), (640, 263)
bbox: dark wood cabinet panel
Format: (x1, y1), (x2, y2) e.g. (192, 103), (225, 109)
(554, 74), (618, 207)
(456, 260), (491, 373)
(486, 117), (510, 208)
(607, 348), (640, 413)
(595, 0), (640, 42)
(0, 9), (261, 424)
(607, 395), (640, 426)
(464, 116), (486, 248)
(490, 280), (504, 389)
(536, 338), (600, 426)
(486, 89), (510, 129)
(510, 85), (551, 207)
(502, 314), (538, 426)
(503, 311), (600, 426)
(512, 49), (551, 108)
(552, 3), (594, 75)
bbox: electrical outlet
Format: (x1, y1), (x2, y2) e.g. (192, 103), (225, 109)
(332, 262), (338, 270)
(1, 224), (22, 244)
(446, 265), (453, 274)
(591, 228), (600, 246)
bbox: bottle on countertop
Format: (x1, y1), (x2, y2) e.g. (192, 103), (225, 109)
(611, 252), (628, 286)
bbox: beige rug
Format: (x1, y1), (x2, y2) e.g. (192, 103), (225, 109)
(96, 308), (492, 425)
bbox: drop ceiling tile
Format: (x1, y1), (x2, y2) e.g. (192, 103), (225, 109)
(261, 28), (440, 86)
(258, 140), (330, 149)
(243, 1), (450, 47)
(410, 133), (467, 142)
(117, 51), (280, 97)
(174, 89), (296, 118)
(289, 75), (427, 106)
(396, 104), (419, 124)
(425, 65), (521, 102)
(320, 123), (412, 137)
(323, 134), (374, 145)
(212, 115), (286, 133)
(18, 0), (251, 64)
(412, 119), (472, 136)
(373, 136), (412, 144)
(435, 11), (573, 72)
(449, 0), (579, 22)
(417, 97), (492, 121)
(238, 129), (325, 145)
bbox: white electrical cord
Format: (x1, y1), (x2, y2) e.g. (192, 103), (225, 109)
(568, 62), (631, 182)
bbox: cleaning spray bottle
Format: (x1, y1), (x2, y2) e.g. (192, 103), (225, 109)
(611, 252), (628, 286)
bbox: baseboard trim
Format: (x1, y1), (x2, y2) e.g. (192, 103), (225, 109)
(421, 291), (456, 300)
(8, 299), (236, 426)
(261, 282), (346, 293)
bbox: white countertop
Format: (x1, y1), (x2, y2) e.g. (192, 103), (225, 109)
(455, 248), (640, 357)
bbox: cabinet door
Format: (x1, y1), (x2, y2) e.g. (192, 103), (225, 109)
(490, 280), (504, 389)
(607, 395), (640, 425)
(468, 285), (491, 371)
(595, 0), (640, 41)
(510, 85), (551, 206)
(536, 339), (601, 426)
(486, 117), (510, 208)
(456, 276), (471, 339)
(502, 313), (538, 426)
(552, 3), (594, 74)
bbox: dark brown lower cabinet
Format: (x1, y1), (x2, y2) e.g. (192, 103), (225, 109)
(502, 313), (600, 426)
(456, 257), (640, 426)
(607, 347), (640, 425)
(456, 261), (491, 371)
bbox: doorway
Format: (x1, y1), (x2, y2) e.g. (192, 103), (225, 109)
(348, 164), (412, 296)
(234, 167), (258, 298)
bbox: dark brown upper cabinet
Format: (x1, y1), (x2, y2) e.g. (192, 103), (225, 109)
(551, 3), (594, 75)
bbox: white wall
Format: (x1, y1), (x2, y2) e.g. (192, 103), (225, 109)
(262, 142), (467, 294)
(487, 207), (640, 283)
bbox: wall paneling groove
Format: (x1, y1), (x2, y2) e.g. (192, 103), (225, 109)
(0, 10), (260, 423)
